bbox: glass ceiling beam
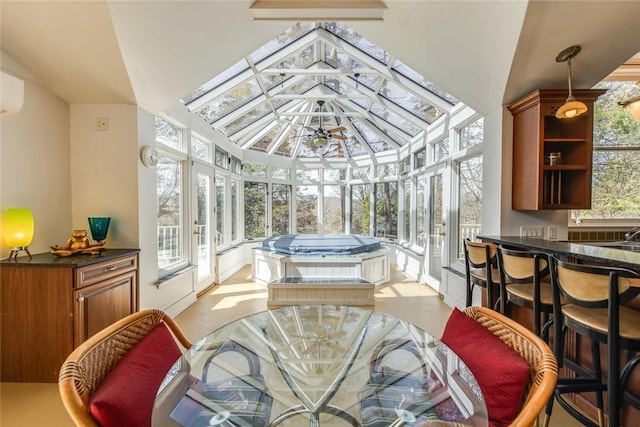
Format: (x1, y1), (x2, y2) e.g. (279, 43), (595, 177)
(186, 29), (319, 113)
(316, 29), (453, 116)
(329, 73), (431, 130)
(235, 99), (306, 146)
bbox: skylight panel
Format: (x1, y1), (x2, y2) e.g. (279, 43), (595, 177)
(325, 22), (391, 65)
(219, 102), (271, 137)
(324, 45), (366, 71)
(271, 44), (316, 71)
(346, 139), (370, 157)
(203, 78), (263, 123)
(324, 77), (358, 96)
(392, 59), (458, 105)
(250, 22), (314, 65)
(351, 118), (385, 147)
(277, 76), (317, 95)
(370, 102), (422, 137)
(380, 80), (435, 123)
(182, 58), (250, 104)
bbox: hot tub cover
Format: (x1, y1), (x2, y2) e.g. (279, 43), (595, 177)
(259, 234), (382, 255)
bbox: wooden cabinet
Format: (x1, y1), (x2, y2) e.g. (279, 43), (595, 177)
(507, 89), (606, 210)
(0, 249), (139, 382)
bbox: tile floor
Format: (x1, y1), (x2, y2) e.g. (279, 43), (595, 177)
(0, 266), (581, 426)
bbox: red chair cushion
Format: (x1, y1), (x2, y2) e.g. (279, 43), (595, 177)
(440, 308), (531, 427)
(89, 322), (182, 427)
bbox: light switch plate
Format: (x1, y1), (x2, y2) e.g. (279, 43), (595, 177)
(96, 117), (109, 131)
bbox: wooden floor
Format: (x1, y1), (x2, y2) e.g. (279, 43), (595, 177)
(0, 265), (580, 426)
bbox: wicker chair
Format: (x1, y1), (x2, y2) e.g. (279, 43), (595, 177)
(462, 306), (558, 427)
(58, 309), (192, 427)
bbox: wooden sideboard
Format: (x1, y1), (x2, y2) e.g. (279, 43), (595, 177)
(0, 249), (139, 382)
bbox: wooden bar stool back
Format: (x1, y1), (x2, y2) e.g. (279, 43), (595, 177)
(463, 238), (500, 309)
(543, 257), (640, 427)
(496, 246), (553, 338)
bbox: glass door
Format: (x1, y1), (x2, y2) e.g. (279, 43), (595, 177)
(424, 166), (448, 285)
(192, 162), (215, 291)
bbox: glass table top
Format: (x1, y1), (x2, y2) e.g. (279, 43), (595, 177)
(153, 305), (488, 426)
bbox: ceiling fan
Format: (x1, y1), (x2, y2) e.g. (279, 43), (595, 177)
(303, 100), (347, 151)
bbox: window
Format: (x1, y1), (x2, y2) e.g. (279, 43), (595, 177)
(571, 81), (640, 223)
(272, 167), (291, 180)
(323, 185), (345, 233)
(156, 155), (185, 273)
(324, 169), (346, 181)
(414, 148), (426, 169)
(352, 166), (370, 180)
(297, 169), (319, 181)
(416, 175), (426, 248)
(244, 162), (267, 178)
(244, 182), (267, 238)
(155, 118), (187, 276)
(272, 183), (291, 235)
(296, 185), (318, 233)
(459, 118), (484, 149)
(403, 179), (411, 242)
(215, 147), (229, 169)
(215, 175), (225, 247)
(351, 184), (369, 235)
(231, 180), (239, 241)
(375, 182), (398, 239)
(230, 157), (241, 175)
(191, 134), (211, 162)
(156, 116), (182, 150)
(433, 136), (449, 162)
(377, 163), (397, 178)
(458, 156), (483, 258)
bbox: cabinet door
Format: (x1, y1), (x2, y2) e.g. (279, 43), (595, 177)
(73, 270), (137, 345)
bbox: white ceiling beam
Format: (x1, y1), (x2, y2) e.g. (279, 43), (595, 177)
(249, 0), (387, 22)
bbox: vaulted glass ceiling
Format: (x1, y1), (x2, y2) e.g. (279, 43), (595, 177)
(182, 22), (459, 160)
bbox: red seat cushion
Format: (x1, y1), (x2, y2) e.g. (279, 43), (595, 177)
(89, 322), (182, 427)
(440, 308), (531, 427)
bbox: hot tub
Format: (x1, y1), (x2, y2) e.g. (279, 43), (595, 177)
(252, 234), (390, 304)
(259, 234), (382, 255)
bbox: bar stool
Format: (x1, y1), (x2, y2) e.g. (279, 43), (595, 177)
(543, 257), (640, 427)
(462, 238), (500, 309)
(496, 245), (554, 338)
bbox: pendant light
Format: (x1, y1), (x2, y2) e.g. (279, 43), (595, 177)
(555, 45), (588, 119)
(619, 82), (640, 121)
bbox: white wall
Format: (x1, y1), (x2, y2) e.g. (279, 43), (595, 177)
(1, 51), (72, 256)
(69, 104), (139, 245)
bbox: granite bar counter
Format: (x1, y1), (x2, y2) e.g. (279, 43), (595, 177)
(478, 236), (640, 424)
(479, 236), (640, 271)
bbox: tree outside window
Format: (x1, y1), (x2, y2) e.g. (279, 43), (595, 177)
(572, 81), (640, 222)
(244, 182), (267, 238)
(351, 184), (370, 235)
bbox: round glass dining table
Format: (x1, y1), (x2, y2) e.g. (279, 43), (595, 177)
(153, 305), (488, 426)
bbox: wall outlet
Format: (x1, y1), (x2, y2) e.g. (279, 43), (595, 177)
(520, 226), (544, 238)
(95, 117), (109, 131)
(546, 226), (558, 240)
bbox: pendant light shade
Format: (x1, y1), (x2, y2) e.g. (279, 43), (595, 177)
(556, 98), (588, 119)
(619, 94), (640, 121)
(555, 45), (588, 119)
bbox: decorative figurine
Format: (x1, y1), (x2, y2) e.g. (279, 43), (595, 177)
(50, 229), (105, 256)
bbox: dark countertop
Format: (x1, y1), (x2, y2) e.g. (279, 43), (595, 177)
(0, 248), (140, 268)
(479, 236), (640, 271)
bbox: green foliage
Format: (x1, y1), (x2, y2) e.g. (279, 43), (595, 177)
(582, 81), (640, 219)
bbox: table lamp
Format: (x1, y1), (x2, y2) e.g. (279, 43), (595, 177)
(3, 208), (34, 259)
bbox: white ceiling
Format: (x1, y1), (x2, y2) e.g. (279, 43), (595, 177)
(2, 0), (640, 116)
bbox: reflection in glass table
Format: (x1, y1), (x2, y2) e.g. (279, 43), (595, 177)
(153, 305), (488, 426)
